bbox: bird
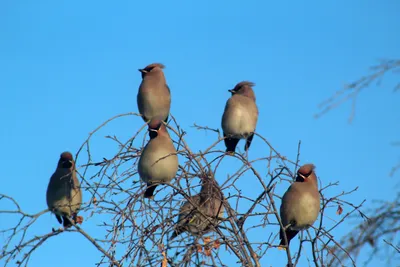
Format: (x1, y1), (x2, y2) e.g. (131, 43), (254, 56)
(279, 164), (321, 247)
(170, 170), (224, 240)
(46, 151), (82, 228)
(137, 63), (171, 123)
(221, 81), (259, 153)
(138, 117), (178, 199)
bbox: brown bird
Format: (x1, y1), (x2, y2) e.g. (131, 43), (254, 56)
(137, 63), (171, 123)
(46, 152), (82, 228)
(221, 81), (259, 153)
(138, 117), (178, 198)
(279, 164), (320, 247)
(170, 170), (224, 240)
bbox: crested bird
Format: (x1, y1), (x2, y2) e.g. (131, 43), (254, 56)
(221, 81), (259, 153)
(137, 63), (171, 123)
(170, 170), (224, 239)
(138, 117), (178, 199)
(279, 164), (320, 247)
(46, 151), (82, 228)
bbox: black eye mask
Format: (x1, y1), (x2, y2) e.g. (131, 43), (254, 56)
(296, 171), (312, 182)
(149, 130), (158, 139)
(62, 160), (72, 169)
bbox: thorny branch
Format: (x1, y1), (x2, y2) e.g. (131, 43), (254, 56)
(1, 113), (362, 266)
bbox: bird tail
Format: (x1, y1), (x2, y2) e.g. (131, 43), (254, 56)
(244, 133), (255, 151)
(62, 215), (73, 228)
(144, 184), (158, 199)
(224, 135), (240, 153)
(279, 229), (299, 246)
(55, 214), (63, 224)
(169, 230), (179, 240)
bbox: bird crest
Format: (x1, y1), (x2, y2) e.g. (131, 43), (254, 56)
(234, 81), (255, 90)
(60, 151), (73, 161)
(297, 164), (315, 176)
(143, 63), (165, 71)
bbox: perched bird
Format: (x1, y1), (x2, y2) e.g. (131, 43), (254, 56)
(170, 170), (224, 240)
(279, 164), (321, 247)
(138, 117), (178, 198)
(221, 81), (259, 153)
(46, 152), (82, 228)
(137, 63), (171, 123)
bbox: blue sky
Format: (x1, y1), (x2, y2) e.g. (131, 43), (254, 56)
(0, 0), (399, 266)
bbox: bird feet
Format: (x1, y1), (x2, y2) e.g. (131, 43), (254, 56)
(225, 151), (235, 156)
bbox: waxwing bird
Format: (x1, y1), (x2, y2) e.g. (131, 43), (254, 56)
(138, 117), (178, 199)
(46, 152), (82, 228)
(279, 164), (320, 247)
(170, 170), (224, 240)
(221, 81), (259, 153)
(137, 63), (171, 123)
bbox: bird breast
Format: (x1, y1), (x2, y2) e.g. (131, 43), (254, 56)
(46, 169), (82, 216)
(138, 137), (178, 184)
(281, 185), (320, 230)
(137, 80), (171, 121)
(222, 96), (258, 137)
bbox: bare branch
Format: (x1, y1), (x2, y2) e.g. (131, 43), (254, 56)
(315, 59), (400, 123)
(0, 115), (361, 266)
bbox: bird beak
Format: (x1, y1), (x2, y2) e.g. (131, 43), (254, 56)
(228, 89), (234, 93)
(138, 69), (147, 73)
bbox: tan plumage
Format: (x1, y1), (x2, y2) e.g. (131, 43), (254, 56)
(170, 171), (224, 239)
(138, 118), (178, 198)
(221, 81), (259, 153)
(137, 63), (171, 123)
(46, 152), (82, 228)
(279, 164), (320, 246)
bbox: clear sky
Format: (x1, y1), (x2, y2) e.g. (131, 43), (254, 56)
(1, 1), (399, 266)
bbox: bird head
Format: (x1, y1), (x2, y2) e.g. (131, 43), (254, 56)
(147, 117), (167, 139)
(228, 81), (256, 101)
(138, 63), (165, 79)
(296, 164), (317, 184)
(200, 169), (222, 199)
(58, 151), (74, 169)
